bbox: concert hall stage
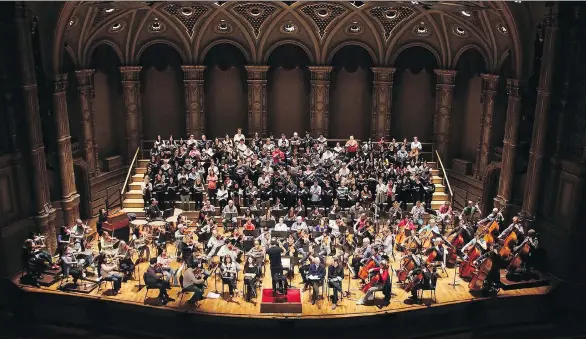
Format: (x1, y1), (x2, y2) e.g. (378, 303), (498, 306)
(5, 257), (555, 338)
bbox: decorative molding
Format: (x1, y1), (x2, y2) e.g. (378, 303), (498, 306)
(368, 6), (415, 41)
(162, 3), (210, 38)
(230, 2), (280, 39)
(299, 3), (348, 39)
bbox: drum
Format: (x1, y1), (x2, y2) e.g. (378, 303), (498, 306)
(131, 219), (148, 228)
(149, 221), (166, 228)
(165, 216), (177, 229)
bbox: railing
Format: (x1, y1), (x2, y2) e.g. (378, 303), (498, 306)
(140, 138), (435, 162)
(435, 150), (453, 207)
(120, 147), (141, 209)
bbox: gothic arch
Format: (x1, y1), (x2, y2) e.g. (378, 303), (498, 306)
(200, 39), (252, 64)
(263, 39), (316, 64)
(388, 42), (442, 67)
(64, 45), (79, 69)
(453, 45), (490, 71)
(85, 39), (125, 67)
(326, 41), (378, 65)
(134, 39), (188, 65)
(52, 1), (78, 74)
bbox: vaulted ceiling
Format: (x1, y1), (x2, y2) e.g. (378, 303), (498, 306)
(50, 1), (534, 77)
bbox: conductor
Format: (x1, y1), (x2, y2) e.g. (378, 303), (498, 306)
(267, 240), (287, 297)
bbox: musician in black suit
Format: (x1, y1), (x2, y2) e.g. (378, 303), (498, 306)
(144, 258), (173, 303)
(308, 257), (325, 305)
(146, 199), (162, 220)
(327, 258), (344, 309)
(407, 265), (438, 303)
(423, 177), (435, 211)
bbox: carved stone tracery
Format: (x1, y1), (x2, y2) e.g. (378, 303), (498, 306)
(231, 3), (280, 39)
(162, 3), (210, 38)
(299, 3), (348, 39)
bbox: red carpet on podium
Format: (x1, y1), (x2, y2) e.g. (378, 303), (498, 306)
(260, 288), (302, 314)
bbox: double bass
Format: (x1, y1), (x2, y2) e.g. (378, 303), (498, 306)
(459, 243), (482, 279)
(506, 240), (531, 272)
(447, 229), (465, 265)
(498, 229), (518, 261)
(468, 255), (493, 292)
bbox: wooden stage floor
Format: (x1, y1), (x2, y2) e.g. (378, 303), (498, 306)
(12, 243), (553, 319)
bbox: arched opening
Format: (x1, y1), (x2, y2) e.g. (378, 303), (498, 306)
(62, 51), (82, 154)
(451, 48), (486, 164)
(74, 162), (91, 219)
(203, 43), (247, 139)
(492, 54), (514, 162)
(391, 46), (438, 141)
(267, 44), (310, 137)
(90, 44), (125, 164)
(329, 45), (373, 140)
(139, 44), (185, 140)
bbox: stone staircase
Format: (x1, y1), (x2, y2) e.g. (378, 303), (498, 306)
(122, 159), (450, 217)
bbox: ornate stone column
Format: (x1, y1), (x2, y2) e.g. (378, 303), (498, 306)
(244, 66), (270, 137)
(495, 79), (524, 209)
(521, 11), (559, 220)
(15, 3), (56, 251)
(181, 65), (205, 138)
(53, 73), (80, 228)
(475, 74), (499, 179)
(371, 67), (396, 139)
(119, 66), (142, 160)
(308, 66), (333, 137)
(433, 69), (457, 164)
(74, 69), (99, 174)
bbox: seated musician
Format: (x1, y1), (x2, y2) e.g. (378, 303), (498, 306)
(291, 216), (308, 232)
(356, 260), (391, 306)
(461, 236), (488, 261)
(389, 200), (403, 221)
(271, 197), (285, 211)
(426, 238), (447, 269)
(407, 265), (438, 303)
(309, 207), (323, 220)
(217, 241), (240, 263)
(144, 258), (173, 303)
(313, 218), (328, 233)
(349, 203), (365, 221)
(246, 240), (265, 262)
(23, 239), (58, 270)
(72, 219), (89, 250)
(509, 229), (539, 274)
(243, 256), (261, 302)
(333, 142), (344, 155)
(146, 199), (163, 220)
(220, 255), (240, 299)
(274, 217), (289, 231)
(498, 216), (524, 240)
(201, 199), (216, 214)
(243, 217), (256, 231)
(114, 241), (133, 278)
(157, 250), (179, 286)
(100, 255), (124, 295)
(360, 185), (372, 204)
(307, 257), (325, 305)
(327, 258), (345, 310)
(353, 213), (368, 233)
(472, 243), (502, 293)
(322, 147), (334, 163)
(410, 201), (425, 227)
(182, 261), (206, 306)
(418, 218), (441, 237)
(221, 200), (239, 231)
(480, 208), (504, 227)
(60, 247), (81, 283)
(206, 230), (224, 257)
(351, 237), (372, 281)
(460, 200), (481, 225)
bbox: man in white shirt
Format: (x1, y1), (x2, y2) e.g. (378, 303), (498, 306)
(206, 230), (224, 257)
(236, 139), (248, 154)
(278, 134), (289, 150)
(322, 148), (334, 162)
(310, 181), (322, 206)
(338, 164), (350, 178)
(234, 128), (245, 143)
(291, 216), (308, 232)
(411, 136), (422, 153)
(274, 217), (289, 231)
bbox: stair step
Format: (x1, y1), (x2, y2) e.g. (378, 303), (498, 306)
(430, 201), (444, 209)
(138, 159), (149, 165)
(136, 167), (146, 174)
(131, 174), (144, 182)
(123, 198), (144, 208)
(129, 182), (142, 191)
(126, 190), (143, 199)
(432, 192), (448, 201)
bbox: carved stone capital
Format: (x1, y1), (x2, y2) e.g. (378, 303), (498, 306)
(309, 66), (333, 81)
(506, 78), (525, 97)
(245, 65), (270, 80)
(434, 69), (457, 85)
(481, 74), (500, 90)
(119, 66), (142, 82)
(181, 65), (206, 81)
(53, 73), (68, 93)
(371, 67), (396, 83)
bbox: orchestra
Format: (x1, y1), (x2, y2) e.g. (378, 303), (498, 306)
(20, 130), (543, 313)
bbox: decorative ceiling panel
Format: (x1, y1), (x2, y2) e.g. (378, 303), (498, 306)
(230, 2), (280, 39)
(162, 3), (210, 38)
(368, 7), (415, 41)
(299, 3), (348, 39)
(89, 8), (120, 33)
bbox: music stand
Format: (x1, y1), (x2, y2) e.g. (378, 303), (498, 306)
(271, 208), (287, 219)
(260, 220), (276, 229)
(163, 208), (175, 219)
(449, 262), (461, 288)
(252, 209), (264, 217)
(270, 230), (288, 239)
(243, 229), (260, 238)
(285, 220), (295, 228)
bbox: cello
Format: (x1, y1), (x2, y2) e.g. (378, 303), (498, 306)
(396, 254), (418, 282)
(468, 255), (493, 292)
(358, 258), (377, 281)
(361, 272), (380, 293)
(447, 229), (465, 265)
(405, 269), (424, 292)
